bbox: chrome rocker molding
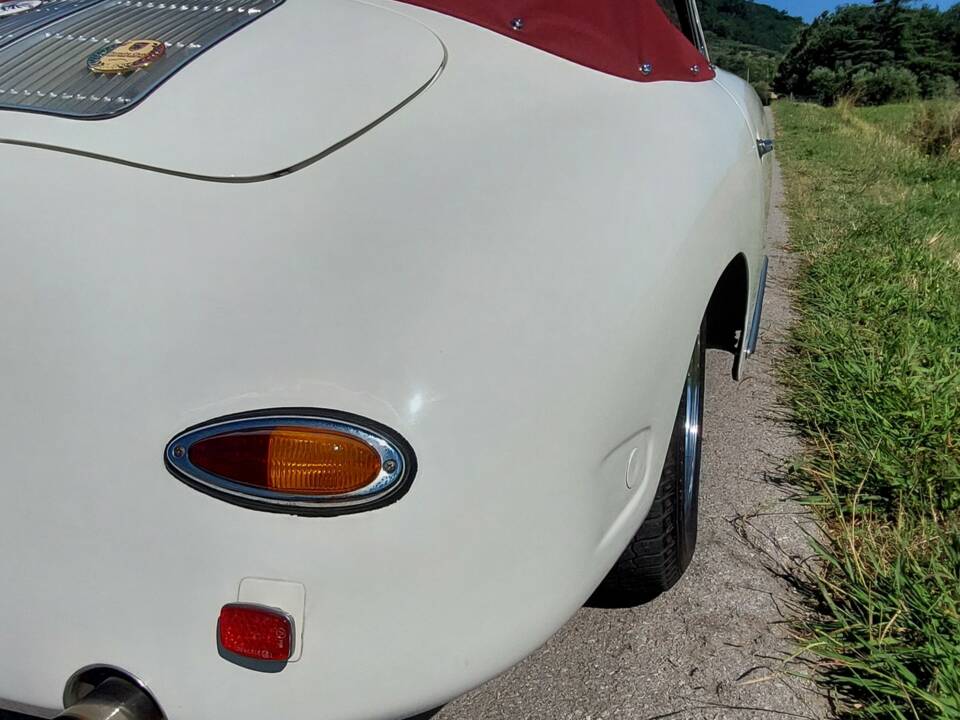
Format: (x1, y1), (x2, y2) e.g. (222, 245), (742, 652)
(164, 409), (417, 516)
(746, 255), (768, 356)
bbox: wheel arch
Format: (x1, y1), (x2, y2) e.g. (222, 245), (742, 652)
(704, 253), (750, 379)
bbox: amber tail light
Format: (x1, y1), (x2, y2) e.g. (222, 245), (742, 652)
(165, 411), (415, 516)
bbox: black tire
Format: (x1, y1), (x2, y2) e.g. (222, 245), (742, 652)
(595, 320), (706, 605)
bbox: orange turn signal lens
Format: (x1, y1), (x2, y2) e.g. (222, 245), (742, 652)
(189, 427), (382, 496)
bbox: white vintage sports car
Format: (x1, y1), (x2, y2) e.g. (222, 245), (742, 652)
(0, 0), (773, 718)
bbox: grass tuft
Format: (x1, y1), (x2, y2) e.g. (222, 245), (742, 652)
(910, 102), (960, 160)
(775, 101), (960, 718)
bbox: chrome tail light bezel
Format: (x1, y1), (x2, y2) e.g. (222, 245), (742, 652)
(164, 409), (417, 516)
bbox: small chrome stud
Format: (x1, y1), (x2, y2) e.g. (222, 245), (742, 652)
(640, 63), (653, 76)
(691, 64), (701, 74)
(510, 17), (524, 31)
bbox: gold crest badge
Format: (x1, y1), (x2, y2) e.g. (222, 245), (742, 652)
(87, 39), (166, 74)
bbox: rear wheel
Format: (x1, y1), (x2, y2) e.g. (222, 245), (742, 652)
(596, 321), (706, 605)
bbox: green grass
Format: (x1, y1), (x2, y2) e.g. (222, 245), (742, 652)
(774, 100), (960, 719)
(855, 103), (921, 139)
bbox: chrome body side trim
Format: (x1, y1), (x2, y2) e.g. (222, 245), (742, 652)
(746, 255), (768, 355)
(682, 329), (704, 521)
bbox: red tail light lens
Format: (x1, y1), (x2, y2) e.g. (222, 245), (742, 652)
(219, 604), (293, 662)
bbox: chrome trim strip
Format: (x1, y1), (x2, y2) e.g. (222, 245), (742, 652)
(165, 411), (416, 514)
(687, 0), (710, 61)
(746, 255), (768, 355)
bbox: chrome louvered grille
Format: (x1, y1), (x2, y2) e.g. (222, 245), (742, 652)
(0, 0), (284, 119)
(0, 0), (104, 49)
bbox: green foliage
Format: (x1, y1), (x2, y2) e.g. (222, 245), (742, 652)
(751, 79), (772, 105)
(927, 74), (959, 100)
(775, 1), (960, 104)
(776, 100), (960, 718)
(711, 41), (782, 83)
(850, 66), (921, 105)
(809, 66), (845, 105)
(696, 0), (803, 85)
(698, 0), (804, 54)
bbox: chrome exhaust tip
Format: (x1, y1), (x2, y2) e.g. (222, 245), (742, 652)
(60, 669), (164, 720)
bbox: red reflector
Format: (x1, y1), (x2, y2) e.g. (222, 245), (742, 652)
(219, 604), (293, 662)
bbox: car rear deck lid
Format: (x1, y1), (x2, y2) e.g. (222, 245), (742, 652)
(0, 0), (445, 180)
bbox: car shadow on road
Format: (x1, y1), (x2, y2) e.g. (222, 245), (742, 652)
(584, 585), (658, 610)
(404, 709), (442, 720)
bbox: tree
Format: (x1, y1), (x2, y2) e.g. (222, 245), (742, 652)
(774, 1), (960, 104)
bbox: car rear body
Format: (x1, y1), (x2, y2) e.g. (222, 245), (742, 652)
(0, 2), (771, 718)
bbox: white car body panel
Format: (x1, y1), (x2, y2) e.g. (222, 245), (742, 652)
(0, 0), (445, 178)
(0, 2), (771, 718)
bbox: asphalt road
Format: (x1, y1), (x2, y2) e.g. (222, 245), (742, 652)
(434, 160), (831, 720)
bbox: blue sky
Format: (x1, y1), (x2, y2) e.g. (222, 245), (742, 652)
(763, 0), (957, 22)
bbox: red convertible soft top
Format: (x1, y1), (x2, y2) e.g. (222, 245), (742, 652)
(396, 0), (714, 82)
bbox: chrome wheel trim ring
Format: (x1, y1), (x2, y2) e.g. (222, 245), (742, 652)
(682, 333), (704, 523)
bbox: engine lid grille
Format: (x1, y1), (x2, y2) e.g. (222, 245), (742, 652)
(0, 0), (284, 119)
(0, 0), (104, 49)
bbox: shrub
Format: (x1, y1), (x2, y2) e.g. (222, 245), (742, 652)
(850, 66), (921, 106)
(926, 74), (959, 100)
(751, 80), (772, 106)
(809, 66), (844, 105)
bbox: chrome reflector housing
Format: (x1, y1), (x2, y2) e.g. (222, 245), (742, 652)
(0, 0), (284, 119)
(165, 410), (417, 516)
